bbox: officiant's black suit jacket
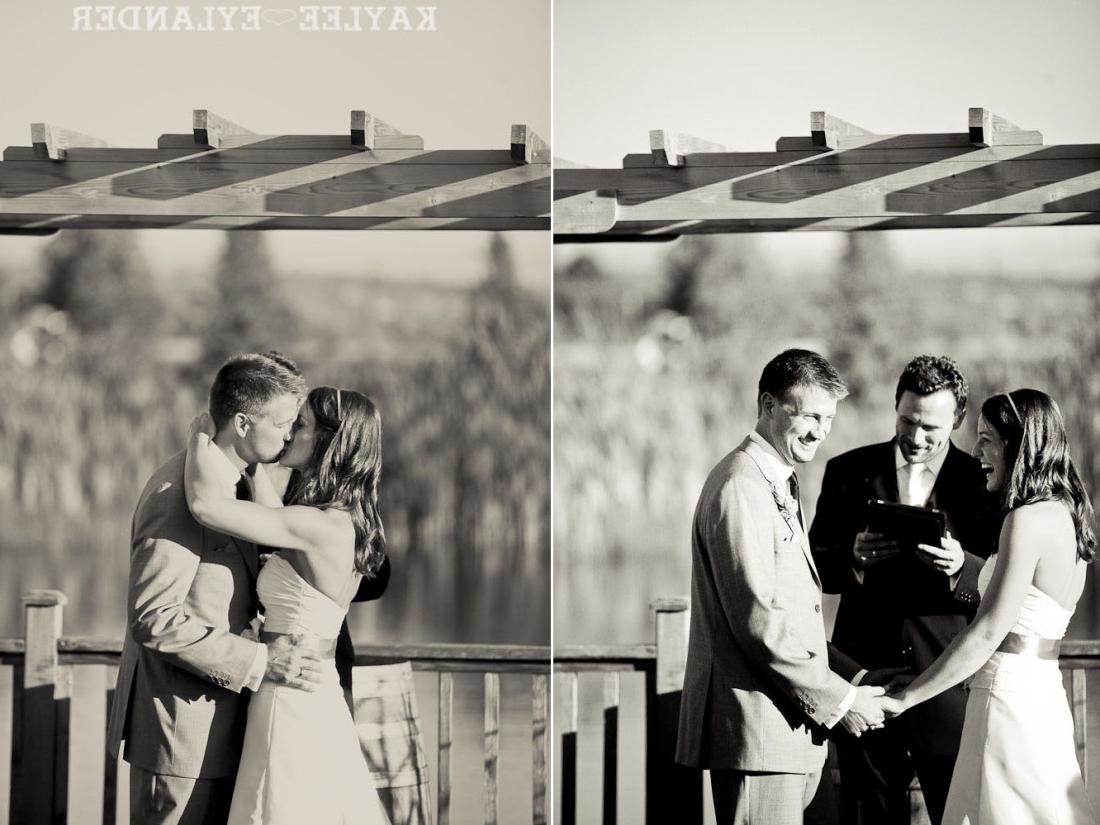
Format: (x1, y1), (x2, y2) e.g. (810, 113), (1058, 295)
(810, 439), (996, 754)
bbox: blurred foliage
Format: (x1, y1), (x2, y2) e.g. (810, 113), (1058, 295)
(828, 235), (898, 405)
(554, 235), (1100, 570)
(199, 233), (300, 376)
(41, 231), (163, 339)
(0, 230), (549, 644)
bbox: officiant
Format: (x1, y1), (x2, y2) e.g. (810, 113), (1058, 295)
(809, 355), (996, 825)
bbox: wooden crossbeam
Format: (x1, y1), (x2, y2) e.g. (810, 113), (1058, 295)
(349, 111), (424, 150)
(0, 215), (550, 231)
(649, 130), (729, 167)
(30, 124), (109, 161)
(511, 125), (549, 164)
(193, 110), (253, 148)
(811, 111), (871, 150)
(969, 108), (1043, 147)
(0, 125), (550, 230)
(554, 189), (618, 234)
(554, 123), (1100, 239)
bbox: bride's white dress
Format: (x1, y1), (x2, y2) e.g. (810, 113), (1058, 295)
(228, 554), (390, 825)
(942, 554), (1095, 824)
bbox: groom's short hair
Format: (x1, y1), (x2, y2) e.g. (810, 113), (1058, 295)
(209, 351), (306, 429)
(757, 349), (847, 412)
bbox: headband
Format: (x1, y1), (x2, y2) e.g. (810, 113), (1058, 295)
(335, 388), (342, 421)
(1003, 392), (1022, 426)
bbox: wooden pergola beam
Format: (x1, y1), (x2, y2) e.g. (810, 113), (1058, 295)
(969, 108), (1043, 147)
(649, 130), (729, 167)
(0, 215), (548, 232)
(30, 124), (110, 161)
(554, 109), (1100, 239)
(511, 125), (550, 164)
(193, 110), (254, 148)
(0, 120), (549, 231)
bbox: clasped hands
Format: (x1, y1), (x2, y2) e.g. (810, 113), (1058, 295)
(839, 667), (914, 736)
(853, 530), (964, 577)
(263, 634), (324, 691)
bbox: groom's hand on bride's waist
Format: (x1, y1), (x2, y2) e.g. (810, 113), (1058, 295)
(263, 634), (324, 691)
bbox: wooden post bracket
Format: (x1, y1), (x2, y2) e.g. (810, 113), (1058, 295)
(969, 107), (1043, 147)
(810, 111), (872, 150)
(30, 124), (110, 161)
(350, 110), (424, 150)
(192, 109), (254, 148)
(511, 124), (550, 164)
(649, 130), (729, 167)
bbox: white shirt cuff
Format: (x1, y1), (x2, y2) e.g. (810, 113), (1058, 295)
(852, 669), (868, 686)
(245, 641), (268, 692)
(823, 684), (857, 729)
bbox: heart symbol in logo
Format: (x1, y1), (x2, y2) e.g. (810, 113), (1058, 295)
(261, 8), (298, 26)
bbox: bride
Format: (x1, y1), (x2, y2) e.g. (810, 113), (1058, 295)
(186, 386), (391, 825)
(881, 389), (1096, 824)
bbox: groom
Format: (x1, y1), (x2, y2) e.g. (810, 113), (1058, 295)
(677, 349), (887, 825)
(107, 352), (324, 825)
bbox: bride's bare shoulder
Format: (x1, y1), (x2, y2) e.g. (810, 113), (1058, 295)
(1003, 500), (1073, 539)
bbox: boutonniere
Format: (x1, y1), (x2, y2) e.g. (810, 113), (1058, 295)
(770, 483), (799, 538)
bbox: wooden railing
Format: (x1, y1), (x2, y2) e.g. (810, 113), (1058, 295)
(1, 590), (550, 825)
(554, 597), (1100, 825)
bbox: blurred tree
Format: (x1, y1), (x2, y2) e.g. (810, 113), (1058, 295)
(450, 233), (550, 611)
(662, 236), (715, 319)
(693, 235), (763, 337)
(828, 234), (897, 405)
(553, 253), (602, 338)
(1057, 271), (1100, 503)
(40, 231), (162, 340)
(200, 233), (299, 372)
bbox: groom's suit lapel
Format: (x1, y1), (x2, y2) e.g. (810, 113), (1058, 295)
(741, 438), (821, 588)
(232, 474), (261, 581)
(236, 537), (260, 581)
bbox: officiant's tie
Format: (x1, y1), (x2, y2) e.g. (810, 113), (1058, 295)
(788, 471), (804, 529)
(903, 462), (932, 507)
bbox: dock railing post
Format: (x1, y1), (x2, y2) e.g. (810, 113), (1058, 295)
(647, 596), (702, 824)
(16, 590), (69, 825)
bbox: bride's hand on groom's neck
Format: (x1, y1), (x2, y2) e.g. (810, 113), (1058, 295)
(187, 411), (216, 446)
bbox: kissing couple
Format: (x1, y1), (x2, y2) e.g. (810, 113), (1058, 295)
(107, 351), (394, 825)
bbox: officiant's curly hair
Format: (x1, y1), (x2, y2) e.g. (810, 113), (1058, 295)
(286, 386), (386, 578)
(982, 389), (1096, 562)
(895, 355), (968, 426)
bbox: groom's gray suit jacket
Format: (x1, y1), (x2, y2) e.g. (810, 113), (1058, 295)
(106, 451), (262, 779)
(677, 436), (858, 773)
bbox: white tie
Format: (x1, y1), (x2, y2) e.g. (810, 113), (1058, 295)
(905, 463), (930, 506)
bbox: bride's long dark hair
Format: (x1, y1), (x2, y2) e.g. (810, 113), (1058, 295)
(981, 389), (1095, 562)
(286, 386), (386, 577)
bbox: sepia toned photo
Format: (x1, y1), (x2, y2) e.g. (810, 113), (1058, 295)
(552, 1), (1100, 823)
(0, 2), (549, 824)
